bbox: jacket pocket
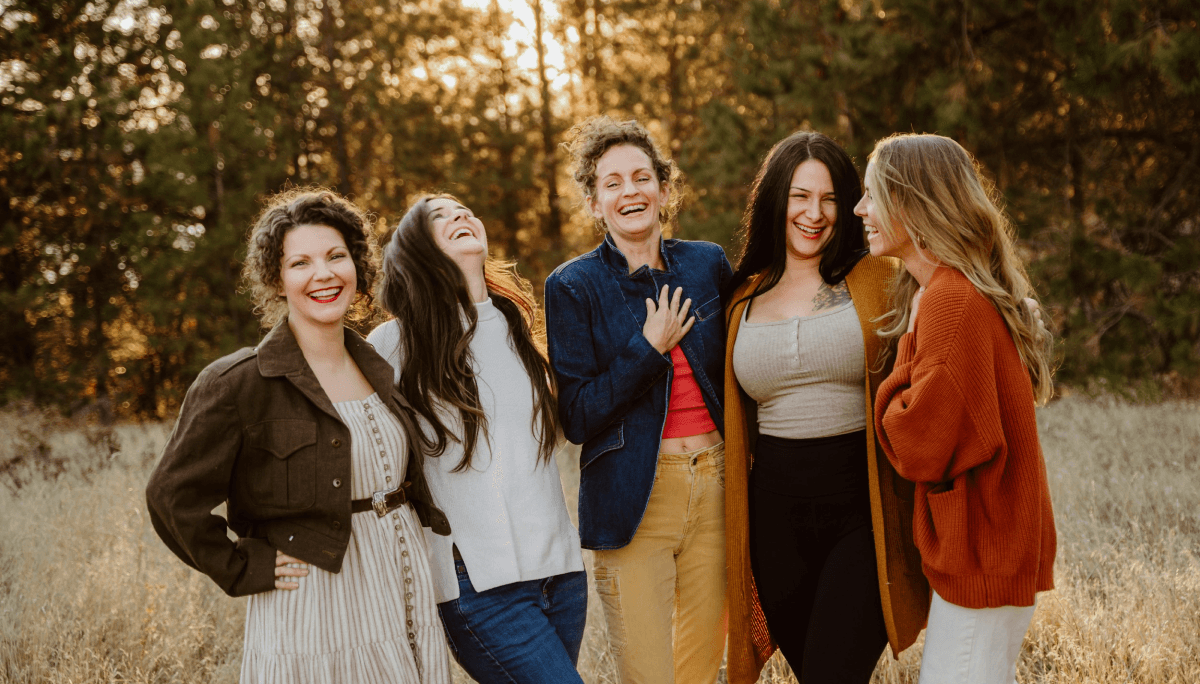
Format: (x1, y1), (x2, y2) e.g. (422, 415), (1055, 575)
(693, 295), (721, 321)
(580, 420), (624, 470)
(243, 419), (318, 509)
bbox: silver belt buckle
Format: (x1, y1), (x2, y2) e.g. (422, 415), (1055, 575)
(371, 488), (395, 518)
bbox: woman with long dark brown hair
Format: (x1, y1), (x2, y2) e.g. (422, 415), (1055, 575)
(722, 131), (929, 684)
(368, 195), (587, 684)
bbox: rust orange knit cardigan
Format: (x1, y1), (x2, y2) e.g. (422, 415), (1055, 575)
(723, 255), (930, 684)
(875, 266), (1056, 609)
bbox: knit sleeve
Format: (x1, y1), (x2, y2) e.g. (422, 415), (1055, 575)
(874, 285), (1005, 484)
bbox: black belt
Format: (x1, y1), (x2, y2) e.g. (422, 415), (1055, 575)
(351, 483), (410, 517)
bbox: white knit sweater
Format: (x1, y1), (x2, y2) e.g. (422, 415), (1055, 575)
(367, 298), (584, 602)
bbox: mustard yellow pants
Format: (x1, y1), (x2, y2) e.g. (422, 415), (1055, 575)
(592, 443), (727, 684)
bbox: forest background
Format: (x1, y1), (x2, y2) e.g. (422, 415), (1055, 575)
(1, 0), (1198, 419)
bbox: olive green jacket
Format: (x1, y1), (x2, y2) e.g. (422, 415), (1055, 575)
(146, 320), (450, 597)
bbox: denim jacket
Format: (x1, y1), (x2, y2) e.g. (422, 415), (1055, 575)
(544, 234), (732, 549)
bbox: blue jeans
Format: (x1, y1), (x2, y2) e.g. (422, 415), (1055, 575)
(438, 559), (588, 684)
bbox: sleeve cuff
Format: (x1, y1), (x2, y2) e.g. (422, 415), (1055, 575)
(229, 537), (278, 597)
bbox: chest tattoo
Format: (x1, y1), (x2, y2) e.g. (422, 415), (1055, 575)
(812, 280), (851, 311)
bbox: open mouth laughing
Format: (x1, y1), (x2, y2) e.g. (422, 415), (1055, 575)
(618, 203), (648, 216)
(449, 227), (475, 240)
(795, 222), (826, 239)
(307, 286), (342, 303)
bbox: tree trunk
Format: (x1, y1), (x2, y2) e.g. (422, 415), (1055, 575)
(532, 0), (563, 240)
(323, 0), (351, 195)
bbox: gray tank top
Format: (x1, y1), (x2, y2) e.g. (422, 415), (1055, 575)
(732, 299), (866, 439)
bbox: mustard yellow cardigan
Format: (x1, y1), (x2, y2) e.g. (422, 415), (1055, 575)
(723, 254), (930, 684)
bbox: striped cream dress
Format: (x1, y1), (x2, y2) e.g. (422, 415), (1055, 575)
(240, 393), (452, 684)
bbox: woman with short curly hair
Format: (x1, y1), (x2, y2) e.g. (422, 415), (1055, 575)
(146, 188), (453, 683)
(241, 188), (379, 328)
(545, 117), (732, 684)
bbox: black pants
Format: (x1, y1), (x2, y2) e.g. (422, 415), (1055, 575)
(749, 431), (889, 684)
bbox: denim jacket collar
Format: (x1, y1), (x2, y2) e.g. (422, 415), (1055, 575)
(599, 232), (675, 276)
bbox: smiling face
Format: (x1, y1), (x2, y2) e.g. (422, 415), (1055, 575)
(855, 162), (912, 259)
(589, 144), (668, 247)
(428, 197), (488, 273)
(280, 223), (357, 329)
(785, 158), (838, 261)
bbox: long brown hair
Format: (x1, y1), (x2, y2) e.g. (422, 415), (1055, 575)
(378, 194), (560, 471)
(866, 134), (1055, 404)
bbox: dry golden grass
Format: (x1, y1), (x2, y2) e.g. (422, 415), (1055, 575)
(0, 396), (1196, 683)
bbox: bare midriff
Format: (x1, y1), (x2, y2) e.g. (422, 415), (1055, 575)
(659, 345), (722, 454)
(660, 429), (722, 454)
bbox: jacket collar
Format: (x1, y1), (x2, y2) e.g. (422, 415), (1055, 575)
(599, 232), (675, 276)
(255, 320), (410, 418)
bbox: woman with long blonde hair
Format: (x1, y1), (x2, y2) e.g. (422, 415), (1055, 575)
(856, 133), (1057, 684)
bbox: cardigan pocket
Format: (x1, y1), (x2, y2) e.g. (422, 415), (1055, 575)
(243, 419), (318, 510)
(922, 482), (975, 574)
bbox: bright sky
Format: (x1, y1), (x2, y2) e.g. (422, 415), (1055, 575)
(460, 0), (572, 92)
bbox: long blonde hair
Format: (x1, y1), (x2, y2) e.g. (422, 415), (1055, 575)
(866, 134), (1055, 404)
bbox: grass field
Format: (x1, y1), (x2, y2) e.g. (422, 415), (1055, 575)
(1, 396), (1197, 683)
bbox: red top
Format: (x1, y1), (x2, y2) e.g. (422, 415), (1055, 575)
(875, 267), (1056, 609)
(662, 345), (718, 438)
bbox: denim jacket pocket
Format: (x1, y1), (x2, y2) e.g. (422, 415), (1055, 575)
(580, 420), (624, 470)
(693, 295), (721, 321)
(243, 419), (318, 509)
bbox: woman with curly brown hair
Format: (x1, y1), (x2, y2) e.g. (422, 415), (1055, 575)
(545, 117), (732, 684)
(145, 189), (453, 683)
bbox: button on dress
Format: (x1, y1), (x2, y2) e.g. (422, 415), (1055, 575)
(240, 393), (451, 684)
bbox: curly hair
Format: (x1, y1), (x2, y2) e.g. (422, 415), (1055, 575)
(241, 188), (379, 328)
(563, 116), (683, 230)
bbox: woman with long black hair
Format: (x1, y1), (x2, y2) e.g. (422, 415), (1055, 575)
(368, 195), (587, 684)
(722, 131), (929, 684)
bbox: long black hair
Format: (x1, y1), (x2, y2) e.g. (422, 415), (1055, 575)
(724, 131), (867, 314)
(378, 194), (560, 472)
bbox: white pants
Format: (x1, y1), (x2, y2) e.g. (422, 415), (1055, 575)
(917, 591), (1036, 684)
